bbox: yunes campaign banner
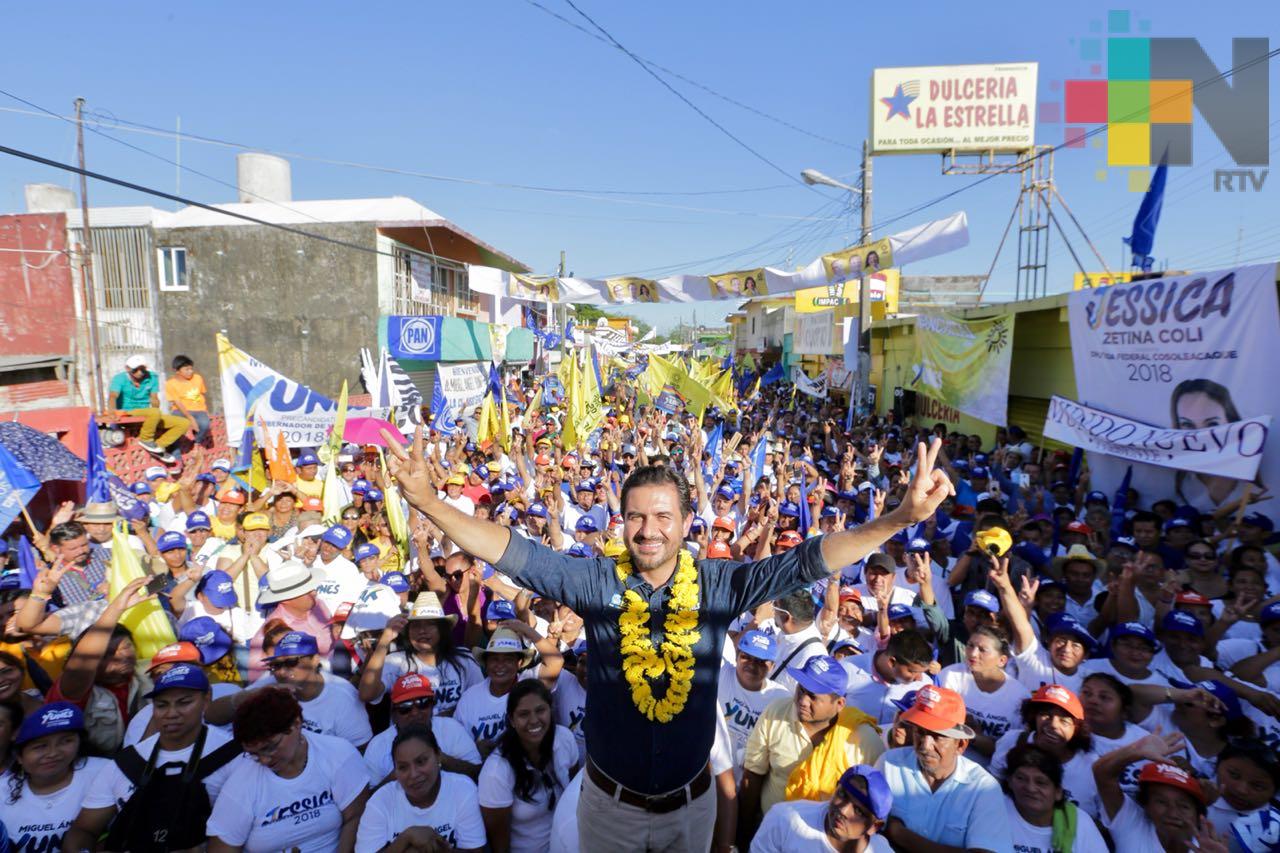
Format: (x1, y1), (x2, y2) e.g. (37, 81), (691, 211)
(1067, 263), (1280, 526)
(1043, 396), (1270, 482)
(792, 368), (829, 399)
(218, 333), (335, 446)
(910, 312), (1014, 425)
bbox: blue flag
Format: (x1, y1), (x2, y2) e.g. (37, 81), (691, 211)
(16, 534), (38, 591)
(589, 343), (603, 392)
(705, 422), (724, 481)
(430, 377), (458, 436)
(760, 363), (785, 386)
(565, 318), (576, 344)
(798, 468), (813, 537)
(749, 437), (767, 484)
(487, 363), (503, 399)
(0, 444), (40, 535)
(1111, 465), (1134, 540)
(1123, 151), (1168, 272)
(1066, 447), (1084, 489)
(85, 413), (112, 504)
(720, 354), (734, 371)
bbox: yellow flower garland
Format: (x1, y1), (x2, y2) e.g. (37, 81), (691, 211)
(614, 548), (701, 723)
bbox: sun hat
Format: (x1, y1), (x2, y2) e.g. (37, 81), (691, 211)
(255, 560), (320, 606)
(266, 631), (320, 660)
(390, 672), (435, 703)
(1137, 761), (1206, 804)
(472, 627), (536, 667)
(145, 662), (210, 698)
(178, 616), (233, 664)
(1030, 684), (1085, 720)
(76, 502), (120, 524)
(407, 591), (458, 626)
(900, 685), (976, 738)
(16, 702), (85, 746)
(1051, 544), (1105, 574)
(837, 765), (893, 821)
(737, 629), (778, 662)
(146, 641), (202, 673)
(787, 654), (847, 696)
(339, 584), (403, 641)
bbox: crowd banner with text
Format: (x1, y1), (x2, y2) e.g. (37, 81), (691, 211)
(490, 211), (968, 305)
(1067, 263), (1280, 526)
(1043, 395), (1270, 482)
(910, 311), (1014, 425)
(254, 408), (394, 450)
(821, 238), (893, 283)
(795, 269), (900, 314)
(217, 333), (335, 446)
(435, 362), (489, 415)
(792, 367), (829, 399)
(794, 312), (838, 356)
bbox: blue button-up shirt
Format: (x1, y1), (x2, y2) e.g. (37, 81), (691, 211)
(495, 531), (830, 794)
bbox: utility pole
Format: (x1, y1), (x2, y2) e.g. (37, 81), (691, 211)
(856, 140), (873, 415)
(75, 98), (105, 411)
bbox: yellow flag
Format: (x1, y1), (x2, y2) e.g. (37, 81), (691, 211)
(578, 348), (604, 438)
(378, 448), (410, 564)
(108, 522), (175, 661)
(477, 391), (501, 447)
(247, 423), (269, 494)
(497, 377), (512, 453)
(561, 352), (580, 450)
(709, 369), (735, 409)
(523, 387), (543, 422)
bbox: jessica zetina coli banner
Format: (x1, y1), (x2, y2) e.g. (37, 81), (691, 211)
(910, 311), (1014, 425)
(1067, 263), (1280, 528)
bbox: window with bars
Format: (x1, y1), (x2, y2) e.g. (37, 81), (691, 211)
(391, 245), (476, 316)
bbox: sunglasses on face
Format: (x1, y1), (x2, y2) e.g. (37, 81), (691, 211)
(267, 657), (303, 671)
(393, 697), (435, 714)
(447, 571), (465, 581)
(342, 514), (360, 521)
(1187, 551), (1215, 560)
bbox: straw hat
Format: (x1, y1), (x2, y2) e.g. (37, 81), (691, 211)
(407, 591), (458, 627)
(76, 502), (120, 524)
(472, 627), (536, 667)
(1050, 543), (1105, 574)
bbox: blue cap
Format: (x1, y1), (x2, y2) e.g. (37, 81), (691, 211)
(1112, 536), (1138, 550)
(130, 481), (153, 495)
(526, 502), (548, 519)
(352, 479), (370, 495)
(1198, 679), (1244, 720)
(1012, 542), (1049, 569)
(0, 571), (23, 592)
(906, 537), (930, 554)
(15, 702), (84, 745)
(970, 466), (990, 479)
(1162, 610), (1205, 637)
(1045, 614), (1098, 650)
(1164, 517), (1192, 532)
(322, 525), (352, 549)
(973, 453), (989, 465)
(778, 501), (801, 518)
(964, 590), (1000, 613)
(364, 488), (384, 502)
(886, 603), (914, 622)
(830, 637), (861, 656)
(837, 765), (894, 821)
(1243, 512), (1275, 532)
(837, 491), (858, 502)
(690, 517), (707, 533)
(737, 629), (778, 662)
(296, 451), (319, 467)
(194, 570), (238, 608)
(1111, 621), (1160, 650)
(1260, 602), (1280, 625)
(575, 516), (600, 534)
(1085, 491), (1108, 504)
(186, 511), (212, 531)
(715, 485), (735, 501)
(381, 571), (410, 593)
(820, 506), (839, 519)
(267, 631), (320, 659)
(178, 616), (233, 663)
(787, 654), (847, 696)
(622, 443), (638, 455)
(486, 599), (518, 622)
(566, 543), (592, 558)
(145, 662), (210, 698)
(575, 480), (595, 493)
(195, 473), (217, 485)
(156, 531), (188, 553)
(353, 543), (380, 563)
(890, 689), (920, 712)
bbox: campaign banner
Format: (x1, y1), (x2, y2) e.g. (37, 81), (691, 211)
(217, 333), (335, 446)
(821, 238), (893, 283)
(826, 358), (854, 392)
(792, 367), (829, 399)
(794, 312), (837, 355)
(387, 315), (443, 361)
(1068, 263), (1280, 524)
(795, 269), (900, 314)
(910, 311), (1014, 425)
(256, 408), (392, 450)
(707, 268), (768, 298)
(435, 362), (488, 414)
(409, 256), (434, 304)
(1043, 396), (1270, 482)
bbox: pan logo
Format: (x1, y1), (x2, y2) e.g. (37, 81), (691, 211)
(1039, 11), (1268, 191)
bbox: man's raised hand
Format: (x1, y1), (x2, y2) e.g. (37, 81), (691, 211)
(895, 438), (954, 524)
(381, 425), (439, 513)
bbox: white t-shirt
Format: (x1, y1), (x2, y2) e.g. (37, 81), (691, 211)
(83, 726), (241, 809)
(0, 757), (109, 852)
(718, 662), (789, 779)
(842, 651), (932, 726)
(177, 595), (263, 644)
(938, 665), (1030, 766)
(379, 651), (484, 716)
(552, 670), (587, 768)
(548, 770), (583, 853)
(312, 555), (366, 616)
(1078, 657), (1170, 689)
(989, 729), (1101, 818)
(1101, 794), (1165, 850)
(751, 797), (894, 852)
(354, 772), (486, 853)
(363, 717), (482, 784)
(455, 677), (535, 746)
(1003, 797), (1109, 852)
(256, 672), (373, 746)
(122, 682), (243, 747)
(206, 731), (370, 853)
(476, 725), (577, 853)
(1089, 723), (1149, 810)
(769, 625), (827, 692)
(1137, 705), (1219, 779)
(1011, 636), (1084, 693)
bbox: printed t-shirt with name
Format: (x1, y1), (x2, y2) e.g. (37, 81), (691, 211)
(83, 725), (240, 810)
(256, 671), (373, 746)
(310, 555), (366, 616)
(1086, 722), (1149, 811)
(122, 681), (243, 748)
(938, 664), (1031, 767)
(1010, 634), (1084, 693)
(841, 650), (933, 726)
(0, 756), (110, 852)
(1077, 658), (1170, 689)
(477, 725), (577, 853)
(354, 771), (486, 853)
(363, 717), (482, 783)
(206, 731), (370, 853)
(752, 798), (894, 853)
(378, 651), (483, 717)
(875, 747), (1013, 851)
(454, 673), (538, 745)
(552, 669), (587, 767)
(990, 728), (1101, 818)
(716, 661), (789, 780)
(1004, 794), (1109, 852)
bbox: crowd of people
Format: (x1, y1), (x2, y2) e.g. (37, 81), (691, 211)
(0, 356), (1276, 853)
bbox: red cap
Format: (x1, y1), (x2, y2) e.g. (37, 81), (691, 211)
(302, 496), (324, 512)
(1030, 684), (1084, 720)
(147, 641), (202, 672)
(775, 531), (804, 551)
(1138, 762), (1206, 804)
(330, 602), (354, 623)
(839, 589), (863, 604)
(220, 489), (247, 506)
(1175, 590), (1213, 607)
(712, 516), (736, 535)
(1064, 521), (1092, 535)
(900, 686), (973, 737)
(706, 541), (732, 559)
(391, 672), (435, 703)
(534, 453), (552, 465)
(561, 456), (577, 469)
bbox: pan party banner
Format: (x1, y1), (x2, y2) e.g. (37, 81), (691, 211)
(795, 269), (901, 314)
(1067, 263), (1280, 528)
(910, 311), (1014, 425)
(490, 211), (967, 305)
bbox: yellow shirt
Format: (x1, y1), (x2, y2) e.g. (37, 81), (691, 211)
(293, 476), (324, 499)
(210, 517), (237, 541)
(165, 374), (207, 412)
(743, 695), (886, 814)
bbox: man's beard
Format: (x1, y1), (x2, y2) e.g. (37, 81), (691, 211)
(627, 537), (679, 572)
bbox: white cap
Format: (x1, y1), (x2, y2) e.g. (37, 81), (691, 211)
(124, 355), (148, 370)
(340, 585), (403, 640)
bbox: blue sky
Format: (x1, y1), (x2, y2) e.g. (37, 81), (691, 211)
(0, 1), (1276, 331)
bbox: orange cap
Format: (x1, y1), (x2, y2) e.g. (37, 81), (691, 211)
(1030, 684), (1084, 720)
(900, 685), (973, 737)
(1138, 762), (1206, 804)
(220, 489), (247, 506)
(390, 672), (435, 703)
(706, 541), (732, 559)
(147, 641), (202, 672)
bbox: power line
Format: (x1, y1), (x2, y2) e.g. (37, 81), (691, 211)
(519, 0), (856, 152)
(558, 0), (826, 195)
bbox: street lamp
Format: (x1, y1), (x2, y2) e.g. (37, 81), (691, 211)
(800, 168), (857, 193)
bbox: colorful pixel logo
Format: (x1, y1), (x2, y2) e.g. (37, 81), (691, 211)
(1039, 11), (1269, 191)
